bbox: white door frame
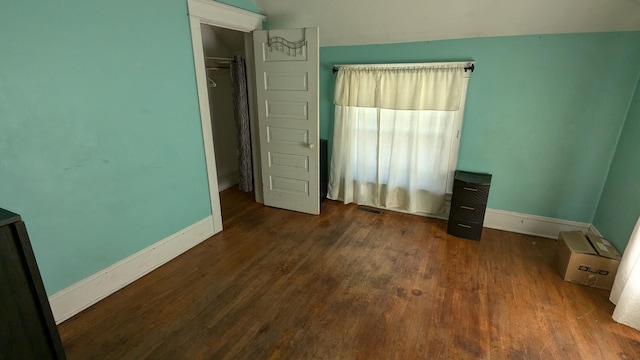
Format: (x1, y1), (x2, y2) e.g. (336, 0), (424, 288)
(186, 0), (265, 233)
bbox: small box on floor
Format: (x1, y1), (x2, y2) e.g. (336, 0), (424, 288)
(553, 231), (622, 290)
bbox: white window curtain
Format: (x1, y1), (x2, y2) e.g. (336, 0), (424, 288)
(328, 64), (468, 214)
(610, 216), (640, 330)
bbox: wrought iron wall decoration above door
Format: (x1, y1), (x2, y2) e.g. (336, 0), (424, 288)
(267, 34), (306, 57)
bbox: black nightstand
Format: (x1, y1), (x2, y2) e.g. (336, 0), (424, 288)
(447, 170), (492, 240)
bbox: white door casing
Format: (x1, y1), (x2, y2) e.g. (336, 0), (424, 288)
(252, 28), (320, 215)
(187, 0), (265, 233)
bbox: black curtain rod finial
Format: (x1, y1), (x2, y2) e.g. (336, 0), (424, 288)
(333, 66), (339, 74)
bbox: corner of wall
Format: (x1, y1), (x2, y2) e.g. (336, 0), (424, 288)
(592, 67), (640, 225)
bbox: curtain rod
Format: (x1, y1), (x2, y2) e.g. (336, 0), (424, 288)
(332, 61), (475, 74)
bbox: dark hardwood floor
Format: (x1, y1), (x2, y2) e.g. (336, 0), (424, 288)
(58, 188), (640, 359)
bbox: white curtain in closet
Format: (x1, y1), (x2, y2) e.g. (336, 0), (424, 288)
(610, 216), (640, 330)
(328, 64), (466, 214)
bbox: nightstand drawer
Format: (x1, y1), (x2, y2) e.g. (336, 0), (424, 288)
(452, 181), (490, 204)
(447, 218), (483, 241)
(450, 200), (487, 222)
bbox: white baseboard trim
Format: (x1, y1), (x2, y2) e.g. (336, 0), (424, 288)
(49, 215), (216, 324)
(483, 208), (591, 239)
(338, 199), (591, 240)
(588, 224), (603, 237)
(217, 170), (239, 192)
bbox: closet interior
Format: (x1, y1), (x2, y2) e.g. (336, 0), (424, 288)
(200, 24), (248, 193)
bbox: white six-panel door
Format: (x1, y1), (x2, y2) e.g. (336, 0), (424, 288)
(252, 28), (320, 215)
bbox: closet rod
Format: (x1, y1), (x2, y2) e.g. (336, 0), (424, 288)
(205, 56), (233, 61)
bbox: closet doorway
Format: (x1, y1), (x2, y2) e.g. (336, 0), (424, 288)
(200, 24), (255, 211)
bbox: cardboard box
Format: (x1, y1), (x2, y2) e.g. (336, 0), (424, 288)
(553, 231), (622, 290)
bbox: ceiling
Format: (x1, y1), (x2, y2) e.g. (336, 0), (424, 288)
(253, 0), (640, 46)
(204, 25), (245, 53)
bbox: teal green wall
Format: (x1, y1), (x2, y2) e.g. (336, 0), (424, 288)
(593, 77), (640, 252)
(321, 32), (640, 223)
(0, 0), (212, 294)
(216, 0), (261, 13)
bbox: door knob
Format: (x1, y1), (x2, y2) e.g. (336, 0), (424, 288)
(308, 143), (315, 149)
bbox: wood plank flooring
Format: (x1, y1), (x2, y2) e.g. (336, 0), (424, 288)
(58, 188), (640, 359)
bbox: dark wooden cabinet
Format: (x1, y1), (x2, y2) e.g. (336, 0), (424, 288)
(447, 171), (492, 241)
(0, 208), (66, 360)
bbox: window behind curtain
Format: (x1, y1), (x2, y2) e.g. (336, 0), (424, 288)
(328, 63), (471, 215)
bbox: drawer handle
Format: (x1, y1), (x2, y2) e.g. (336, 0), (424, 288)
(457, 224), (472, 229)
(460, 205), (475, 211)
(463, 187), (478, 192)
